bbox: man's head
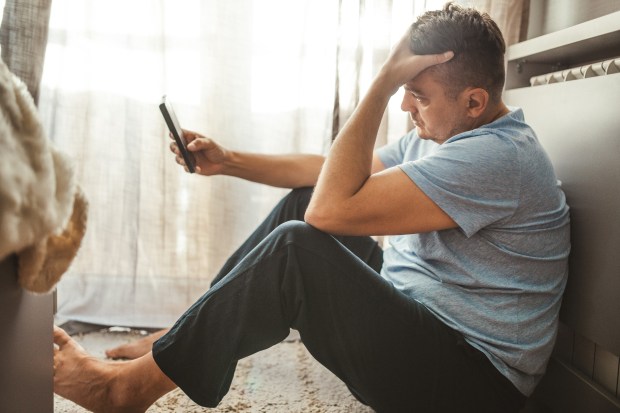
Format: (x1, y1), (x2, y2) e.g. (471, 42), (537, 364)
(410, 2), (506, 104)
(400, 3), (508, 144)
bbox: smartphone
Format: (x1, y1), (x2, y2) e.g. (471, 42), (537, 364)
(159, 95), (196, 173)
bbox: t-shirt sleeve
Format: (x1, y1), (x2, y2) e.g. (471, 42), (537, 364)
(376, 133), (413, 168)
(400, 135), (521, 237)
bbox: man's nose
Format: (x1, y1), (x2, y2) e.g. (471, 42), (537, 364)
(401, 92), (417, 113)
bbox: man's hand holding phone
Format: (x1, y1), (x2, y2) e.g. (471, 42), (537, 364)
(160, 95), (231, 175)
(168, 130), (229, 176)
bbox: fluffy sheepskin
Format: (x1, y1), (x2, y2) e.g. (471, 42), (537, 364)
(0, 58), (87, 293)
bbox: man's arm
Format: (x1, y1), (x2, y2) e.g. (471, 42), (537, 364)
(169, 130), (324, 188)
(171, 130), (388, 189)
(226, 152), (386, 188)
(218, 151), (325, 188)
(305, 35), (456, 236)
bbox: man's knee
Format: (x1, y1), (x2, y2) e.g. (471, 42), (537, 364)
(273, 220), (326, 244)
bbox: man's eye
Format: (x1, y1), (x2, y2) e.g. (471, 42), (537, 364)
(403, 87), (426, 102)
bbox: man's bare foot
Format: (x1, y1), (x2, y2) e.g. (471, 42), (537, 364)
(54, 326), (176, 412)
(106, 329), (169, 360)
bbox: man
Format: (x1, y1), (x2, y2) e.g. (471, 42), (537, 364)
(54, 3), (570, 412)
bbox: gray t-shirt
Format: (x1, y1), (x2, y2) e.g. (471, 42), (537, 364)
(376, 108), (570, 396)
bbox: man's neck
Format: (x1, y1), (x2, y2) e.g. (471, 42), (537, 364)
(481, 102), (510, 126)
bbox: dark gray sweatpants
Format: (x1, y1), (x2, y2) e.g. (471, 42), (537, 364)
(152, 188), (526, 413)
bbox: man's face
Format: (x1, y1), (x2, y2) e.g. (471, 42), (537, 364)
(401, 69), (470, 145)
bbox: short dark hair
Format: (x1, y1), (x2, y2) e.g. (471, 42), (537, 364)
(409, 2), (506, 103)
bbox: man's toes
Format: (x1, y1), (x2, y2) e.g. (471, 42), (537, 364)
(105, 348), (121, 359)
(53, 326), (72, 347)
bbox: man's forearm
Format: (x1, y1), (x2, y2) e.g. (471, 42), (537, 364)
(304, 36), (452, 228)
(310, 76), (393, 204)
(222, 152), (325, 189)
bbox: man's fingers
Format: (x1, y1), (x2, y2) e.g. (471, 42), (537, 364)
(418, 50), (454, 68)
(187, 137), (216, 152)
(438, 50), (454, 63)
(400, 50), (454, 83)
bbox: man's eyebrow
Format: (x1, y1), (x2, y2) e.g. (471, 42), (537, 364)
(403, 84), (423, 95)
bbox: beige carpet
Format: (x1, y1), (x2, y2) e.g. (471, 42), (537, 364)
(54, 328), (374, 412)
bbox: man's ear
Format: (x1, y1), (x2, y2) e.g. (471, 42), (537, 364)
(463, 88), (489, 118)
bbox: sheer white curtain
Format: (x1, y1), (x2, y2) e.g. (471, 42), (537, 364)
(39, 0), (419, 328)
(39, 0), (525, 328)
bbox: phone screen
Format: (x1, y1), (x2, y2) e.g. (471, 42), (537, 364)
(159, 96), (196, 173)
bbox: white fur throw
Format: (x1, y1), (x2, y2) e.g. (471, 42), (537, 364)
(0, 57), (87, 293)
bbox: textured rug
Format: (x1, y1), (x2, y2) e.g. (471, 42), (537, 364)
(54, 327), (374, 412)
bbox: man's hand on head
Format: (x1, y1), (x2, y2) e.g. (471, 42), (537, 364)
(378, 31), (453, 95)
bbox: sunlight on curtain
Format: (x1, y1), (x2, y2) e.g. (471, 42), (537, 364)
(40, 0), (414, 328)
(39, 0), (523, 328)
(40, 0), (339, 328)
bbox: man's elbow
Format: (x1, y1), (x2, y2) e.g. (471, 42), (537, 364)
(303, 206), (322, 228)
(304, 206), (335, 233)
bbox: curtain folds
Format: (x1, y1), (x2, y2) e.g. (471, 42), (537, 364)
(0, 0), (52, 104)
(466, 0), (527, 46)
(41, 0), (339, 328)
(38, 0), (527, 328)
(333, 0), (418, 148)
